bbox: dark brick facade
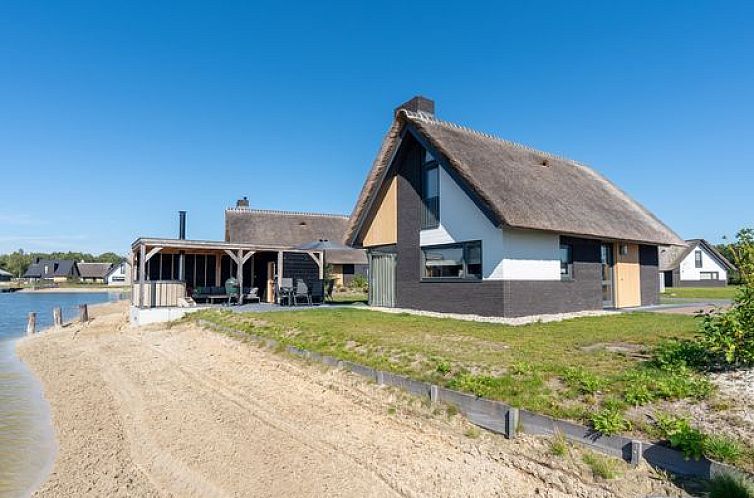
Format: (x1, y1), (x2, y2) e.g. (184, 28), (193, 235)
(639, 245), (660, 305)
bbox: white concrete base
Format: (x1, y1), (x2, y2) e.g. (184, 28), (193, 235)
(129, 306), (203, 326)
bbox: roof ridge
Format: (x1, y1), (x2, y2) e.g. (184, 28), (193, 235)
(401, 109), (590, 169)
(225, 207), (350, 219)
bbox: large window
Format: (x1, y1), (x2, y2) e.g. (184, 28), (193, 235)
(422, 241), (482, 279)
(695, 250), (703, 268)
(421, 150), (440, 229)
(700, 271), (719, 280)
(560, 243), (573, 279)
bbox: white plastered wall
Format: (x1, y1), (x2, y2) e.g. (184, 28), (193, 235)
(679, 243), (728, 282)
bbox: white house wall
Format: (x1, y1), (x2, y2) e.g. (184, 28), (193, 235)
(419, 165), (505, 279)
(418, 165), (560, 281)
(679, 244), (727, 282)
(500, 228), (561, 280)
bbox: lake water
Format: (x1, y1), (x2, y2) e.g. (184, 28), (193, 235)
(0, 292), (120, 497)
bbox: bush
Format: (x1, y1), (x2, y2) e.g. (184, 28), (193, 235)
(655, 414), (705, 460)
(590, 407), (631, 436)
(699, 284), (754, 367)
(349, 274), (368, 290)
(652, 339), (709, 370)
(707, 473), (754, 498)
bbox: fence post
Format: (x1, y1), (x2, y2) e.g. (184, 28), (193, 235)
(26, 312), (36, 335)
(630, 440), (642, 467)
(506, 407), (520, 439)
(430, 385), (439, 404)
(79, 304), (89, 323)
(53, 307), (63, 328)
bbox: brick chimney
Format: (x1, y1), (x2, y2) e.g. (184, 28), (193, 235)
(395, 96), (435, 116)
(236, 196), (250, 208)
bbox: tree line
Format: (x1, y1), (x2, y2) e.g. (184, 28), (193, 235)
(0, 249), (125, 278)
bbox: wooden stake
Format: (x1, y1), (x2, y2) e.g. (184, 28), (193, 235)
(53, 307), (63, 328)
(79, 304), (89, 323)
(26, 312), (36, 335)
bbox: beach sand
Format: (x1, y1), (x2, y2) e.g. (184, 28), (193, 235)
(17, 302), (686, 497)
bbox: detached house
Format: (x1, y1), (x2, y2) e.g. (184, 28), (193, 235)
(346, 97), (684, 317)
(659, 239), (734, 288)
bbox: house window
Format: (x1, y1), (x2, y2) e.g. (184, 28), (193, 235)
(695, 250), (703, 268)
(560, 243), (573, 279)
(422, 241), (482, 279)
(700, 271), (719, 280)
(342, 264), (355, 275)
(421, 150), (439, 229)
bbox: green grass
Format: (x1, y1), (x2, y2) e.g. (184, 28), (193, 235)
(661, 286), (740, 300)
(193, 307), (700, 422)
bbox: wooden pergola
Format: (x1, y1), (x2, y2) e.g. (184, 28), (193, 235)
(130, 238), (324, 308)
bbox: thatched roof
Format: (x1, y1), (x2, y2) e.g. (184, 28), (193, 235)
(225, 208), (351, 247)
(77, 262), (114, 279)
(659, 239), (735, 271)
(347, 107), (684, 246)
(23, 259), (78, 278)
(326, 249), (368, 265)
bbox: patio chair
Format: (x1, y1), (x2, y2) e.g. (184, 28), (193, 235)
(277, 278), (294, 306)
(293, 279), (312, 306)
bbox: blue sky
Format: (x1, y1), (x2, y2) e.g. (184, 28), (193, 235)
(0, 1), (752, 255)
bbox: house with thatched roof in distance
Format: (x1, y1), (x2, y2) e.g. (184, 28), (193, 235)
(23, 258), (79, 283)
(346, 96), (685, 317)
(0, 268), (12, 282)
(659, 239), (734, 289)
(225, 199), (367, 289)
(77, 262), (114, 283)
(104, 260), (132, 286)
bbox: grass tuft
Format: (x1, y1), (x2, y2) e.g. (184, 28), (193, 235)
(549, 430), (568, 457)
(707, 473), (754, 498)
(582, 452), (621, 479)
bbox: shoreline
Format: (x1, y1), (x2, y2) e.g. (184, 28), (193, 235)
(16, 302), (685, 497)
(16, 287), (129, 294)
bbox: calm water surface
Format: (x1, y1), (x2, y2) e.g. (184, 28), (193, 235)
(0, 292), (118, 497)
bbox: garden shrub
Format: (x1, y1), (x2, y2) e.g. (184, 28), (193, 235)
(707, 473), (754, 498)
(590, 407), (631, 436)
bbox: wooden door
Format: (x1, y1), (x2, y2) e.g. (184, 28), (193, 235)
(266, 261), (276, 303)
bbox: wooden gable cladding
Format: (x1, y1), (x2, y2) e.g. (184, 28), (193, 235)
(614, 242), (641, 308)
(361, 174), (398, 247)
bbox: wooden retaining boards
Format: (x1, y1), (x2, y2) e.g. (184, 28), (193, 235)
(196, 319), (746, 480)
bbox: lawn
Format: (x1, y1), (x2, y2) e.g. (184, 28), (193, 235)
(329, 291), (368, 304)
(193, 308), (702, 422)
(661, 286), (740, 300)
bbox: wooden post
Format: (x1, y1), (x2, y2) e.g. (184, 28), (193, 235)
(237, 249), (244, 305)
(26, 312), (36, 335)
(277, 251), (283, 290)
(79, 304), (89, 323)
(53, 307), (63, 328)
(139, 244), (146, 308)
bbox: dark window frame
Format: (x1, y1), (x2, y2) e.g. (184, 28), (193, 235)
(420, 150), (440, 230)
(559, 242), (574, 280)
(695, 250), (703, 268)
(699, 271), (719, 280)
(342, 264), (355, 275)
(420, 240), (483, 281)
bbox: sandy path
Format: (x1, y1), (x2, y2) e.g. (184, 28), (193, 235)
(17, 302), (684, 497)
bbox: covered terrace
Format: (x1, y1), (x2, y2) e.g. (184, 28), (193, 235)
(131, 237), (324, 308)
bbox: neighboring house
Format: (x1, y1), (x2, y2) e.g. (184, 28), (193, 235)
(0, 269), (12, 282)
(77, 262), (114, 283)
(326, 249), (368, 287)
(225, 203), (368, 289)
(105, 260), (132, 286)
(23, 259), (79, 283)
(659, 239), (734, 288)
(346, 96), (684, 317)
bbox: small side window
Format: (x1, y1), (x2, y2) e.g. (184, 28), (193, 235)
(560, 243), (573, 279)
